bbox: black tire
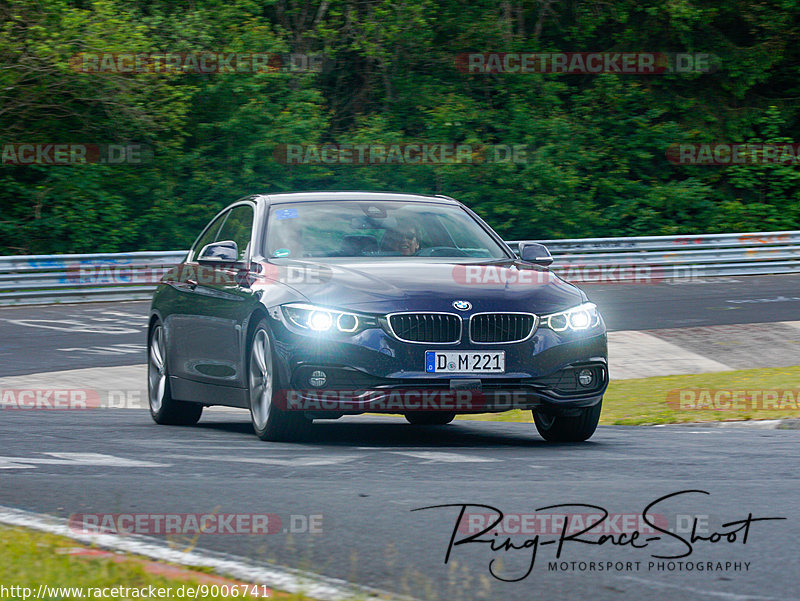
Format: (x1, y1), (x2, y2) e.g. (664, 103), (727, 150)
(248, 318), (308, 441)
(532, 400), (602, 442)
(148, 322), (203, 426)
(405, 411), (456, 425)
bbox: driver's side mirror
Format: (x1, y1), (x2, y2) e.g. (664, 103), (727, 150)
(198, 240), (240, 264)
(518, 242), (554, 266)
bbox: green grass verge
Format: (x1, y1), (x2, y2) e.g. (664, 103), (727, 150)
(456, 365), (800, 426)
(0, 525), (317, 601)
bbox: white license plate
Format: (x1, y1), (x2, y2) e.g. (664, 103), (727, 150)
(425, 351), (505, 374)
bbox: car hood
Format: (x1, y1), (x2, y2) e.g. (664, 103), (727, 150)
(270, 258), (586, 315)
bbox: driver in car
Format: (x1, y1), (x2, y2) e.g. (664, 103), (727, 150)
(382, 226), (419, 256)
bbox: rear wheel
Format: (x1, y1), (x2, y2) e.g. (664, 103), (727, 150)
(532, 400), (602, 442)
(148, 322), (203, 425)
(405, 411), (456, 425)
(248, 319), (308, 441)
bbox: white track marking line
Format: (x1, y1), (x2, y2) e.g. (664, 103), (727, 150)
(390, 451), (499, 463)
(0, 505), (410, 601)
(713, 419), (784, 429)
(57, 344), (145, 356)
(86, 309), (148, 320)
(0, 452), (169, 470)
(45, 452), (169, 467)
(0, 460), (35, 470)
(2, 318), (140, 334)
(171, 454), (360, 467)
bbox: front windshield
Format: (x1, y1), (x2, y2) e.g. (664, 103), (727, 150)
(264, 201), (509, 259)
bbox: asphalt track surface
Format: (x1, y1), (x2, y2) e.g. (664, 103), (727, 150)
(0, 410), (797, 601)
(2, 273), (800, 376)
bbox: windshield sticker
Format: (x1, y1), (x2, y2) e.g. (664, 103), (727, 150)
(272, 248), (291, 257)
(275, 208), (299, 220)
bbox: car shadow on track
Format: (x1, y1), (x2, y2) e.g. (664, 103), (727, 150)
(194, 415), (606, 448)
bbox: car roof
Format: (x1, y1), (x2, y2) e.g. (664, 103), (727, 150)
(257, 191), (459, 205)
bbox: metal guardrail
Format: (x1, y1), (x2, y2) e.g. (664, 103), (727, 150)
(509, 230), (800, 280)
(1, 230), (799, 305)
(529, 231), (800, 253)
(549, 252), (800, 280)
(0, 251), (186, 306)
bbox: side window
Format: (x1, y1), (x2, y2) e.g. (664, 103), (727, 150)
(190, 212), (228, 261)
(216, 205), (254, 261)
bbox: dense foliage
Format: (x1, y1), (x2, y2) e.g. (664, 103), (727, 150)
(1, 0), (799, 254)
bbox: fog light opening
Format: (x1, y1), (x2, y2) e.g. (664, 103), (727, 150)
(578, 368), (594, 387)
(309, 370), (327, 387)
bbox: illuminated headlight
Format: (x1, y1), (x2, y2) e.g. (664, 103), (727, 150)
(281, 303), (377, 334)
(309, 310), (333, 331)
(542, 302), (601, 332)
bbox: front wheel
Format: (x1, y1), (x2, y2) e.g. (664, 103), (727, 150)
(148, 322), (203, 426)
(248, 319), (308, 441)
(532, 400), (602, 442)
(405, 411), (456, 425)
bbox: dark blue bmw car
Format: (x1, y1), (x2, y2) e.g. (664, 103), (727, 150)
(148, 192), (608, 442)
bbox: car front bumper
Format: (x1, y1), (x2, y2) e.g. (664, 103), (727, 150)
(268, 313), (608, 416)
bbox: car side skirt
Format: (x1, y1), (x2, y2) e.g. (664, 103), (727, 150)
(169, 376), (249, 408)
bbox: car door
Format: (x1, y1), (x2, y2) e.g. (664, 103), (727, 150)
(166, 203), (258, 390)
